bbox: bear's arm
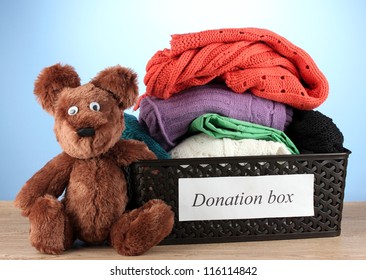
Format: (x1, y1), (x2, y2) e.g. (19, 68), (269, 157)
(111, 139), (157, 167)
(14, 152), (75, 216)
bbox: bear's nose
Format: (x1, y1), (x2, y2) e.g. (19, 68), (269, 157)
(77, 127), (95, 137)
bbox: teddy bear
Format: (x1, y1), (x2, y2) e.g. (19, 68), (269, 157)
(14, 63), (174, 256)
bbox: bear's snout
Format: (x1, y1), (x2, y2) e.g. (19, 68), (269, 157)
(77, 127), (95, 137)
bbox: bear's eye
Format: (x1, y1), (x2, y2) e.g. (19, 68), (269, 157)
(89, 102), (101, 112)
(68, 106), (79, 116)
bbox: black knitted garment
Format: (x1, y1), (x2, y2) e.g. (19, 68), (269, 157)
(285, 110), (344, 153)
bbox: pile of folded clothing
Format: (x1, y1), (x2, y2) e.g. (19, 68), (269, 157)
(135, 27), (344, 159)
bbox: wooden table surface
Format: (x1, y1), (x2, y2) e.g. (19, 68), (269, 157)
(1, 201), (365, 260)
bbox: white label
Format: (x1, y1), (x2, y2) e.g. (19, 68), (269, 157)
(178, 174), (314, 221)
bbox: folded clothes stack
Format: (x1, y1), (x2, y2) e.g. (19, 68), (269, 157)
(135, 27), (344, 158)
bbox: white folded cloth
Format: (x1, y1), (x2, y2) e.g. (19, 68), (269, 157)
(170, 133), (291, 158)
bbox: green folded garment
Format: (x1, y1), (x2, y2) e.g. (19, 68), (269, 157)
(189, 113), (299, 154)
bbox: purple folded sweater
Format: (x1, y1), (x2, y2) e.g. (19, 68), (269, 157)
(139, 84), (293, 151)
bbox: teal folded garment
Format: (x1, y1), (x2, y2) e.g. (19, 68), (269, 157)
(189, 113), (299, 154)
(122, 113), (171, 159)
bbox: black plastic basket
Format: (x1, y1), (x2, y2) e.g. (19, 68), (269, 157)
(127, 151), (350, 245)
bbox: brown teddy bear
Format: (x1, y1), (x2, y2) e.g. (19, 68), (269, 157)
(14, 63), (174, 256)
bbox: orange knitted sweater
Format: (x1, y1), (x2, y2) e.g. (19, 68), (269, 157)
(141, 28), (328, 110)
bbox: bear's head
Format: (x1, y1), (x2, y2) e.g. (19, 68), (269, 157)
(34, 63), (138, 159)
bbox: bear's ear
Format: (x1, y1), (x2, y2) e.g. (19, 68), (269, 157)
(34, 63), (81, 115)
(90, 65), (138, 110)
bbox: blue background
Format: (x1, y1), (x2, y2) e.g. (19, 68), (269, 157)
(0, 0), (365, 201)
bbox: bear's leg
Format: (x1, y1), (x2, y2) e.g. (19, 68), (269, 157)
(28, 195), (75, 254)
(110, 199), (174, 256)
